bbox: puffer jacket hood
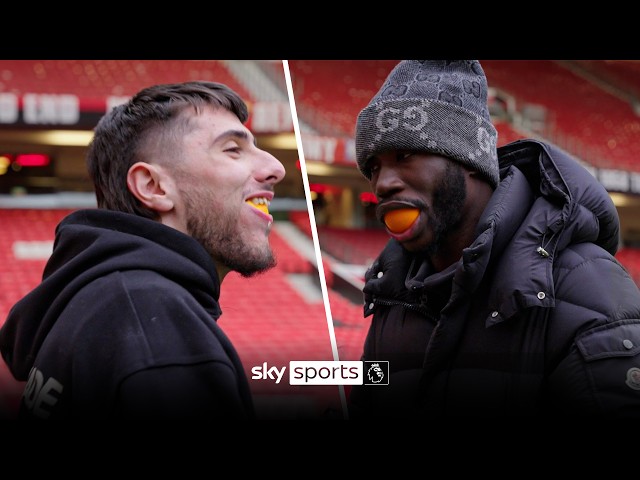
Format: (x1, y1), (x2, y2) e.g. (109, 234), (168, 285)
(0, 209), (221, 380)
(482, 139), (619, 324)
(498, 140), (619, 254)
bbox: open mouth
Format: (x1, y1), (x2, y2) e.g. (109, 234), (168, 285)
(245, 197), (271, 215)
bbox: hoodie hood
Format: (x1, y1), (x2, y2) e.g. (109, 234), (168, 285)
(0, 209), (221, 380)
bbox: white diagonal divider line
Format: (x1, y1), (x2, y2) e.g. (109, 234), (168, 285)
(281, 60), (348, 419)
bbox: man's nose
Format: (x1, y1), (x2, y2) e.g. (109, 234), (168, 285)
(373, 165), (404, 199)
(256, 150), (286, 184)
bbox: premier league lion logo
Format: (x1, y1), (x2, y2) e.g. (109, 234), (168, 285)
(367, 362), (385, 384)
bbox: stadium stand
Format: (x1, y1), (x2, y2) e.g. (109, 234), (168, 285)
(495, 120), (528, 146)
(289, 60), (398, 136)
(615, 247), (640, 285)
(268, 227), (314, 274)
(291, 60), (640, 172)
(572, 60), (640, 100)
(0, 60), (252, 105)
(288, 210), (313, 237)
(327, 288), (368, 362)
(317, 226), (389, 266)
(0, 209), (73, 306)
(481, 60), (640, 171)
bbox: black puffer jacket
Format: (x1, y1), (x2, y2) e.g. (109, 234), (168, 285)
(348, 140), (640, 418)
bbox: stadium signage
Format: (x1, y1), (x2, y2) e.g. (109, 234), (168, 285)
(0, 93), (293, 134)
(0, 93), (80, 125)
(599, 168), (640, 195)
(303, 133), (640, 195)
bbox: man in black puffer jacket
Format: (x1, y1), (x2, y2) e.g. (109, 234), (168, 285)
(348, 60), (640, 418)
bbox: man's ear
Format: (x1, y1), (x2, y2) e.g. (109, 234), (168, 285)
(127, 162), (175, 213)
(467, 169), (488, 182)
(467, 168), (481, 178)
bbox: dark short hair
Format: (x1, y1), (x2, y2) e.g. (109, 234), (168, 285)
(86, 81), (249, 219)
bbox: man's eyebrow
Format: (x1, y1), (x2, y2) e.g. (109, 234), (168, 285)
(212, 129), (257, 146)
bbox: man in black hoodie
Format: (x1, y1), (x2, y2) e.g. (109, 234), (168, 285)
(0, 81), (286, 420)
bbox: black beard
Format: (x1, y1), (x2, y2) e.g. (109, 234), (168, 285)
(424, 162), (467, 256)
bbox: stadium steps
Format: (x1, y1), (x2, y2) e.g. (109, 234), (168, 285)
(222, 60), (288, 102)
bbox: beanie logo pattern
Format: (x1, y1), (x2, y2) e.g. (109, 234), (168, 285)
(381, 84), (408, 97)
(463, 79), (481, 98)
(356, 60), (500, 189)
(438, 91), (462, 107)
(416, 73), (440, 83)
(374, 103), (430, 141)
(473, 127), (498, 161)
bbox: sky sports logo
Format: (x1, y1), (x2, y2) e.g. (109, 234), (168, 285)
(251, 360), (389, 385)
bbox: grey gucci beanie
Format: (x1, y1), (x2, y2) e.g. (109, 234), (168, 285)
(355, 60), (499, 189)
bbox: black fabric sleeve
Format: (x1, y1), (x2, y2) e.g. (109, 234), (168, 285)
(546, 249), (640, 417)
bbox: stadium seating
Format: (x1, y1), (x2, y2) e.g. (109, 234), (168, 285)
(289, 210), (313, 237)
(481, 60), (640, 171)
(328, 289), (368, 362)
(269, 226), (314, 274)
(0, 60), (252, 104)
(0, 209), (73, 306)
(289, 212), (390, 266)
(573, 60), (640, 99)
(495, 120), (528, 146)
(615, 247), (640, 285)
(292, 60), (640, 172)
(317, 226), (389, 266)
(289, 60), (398, 136)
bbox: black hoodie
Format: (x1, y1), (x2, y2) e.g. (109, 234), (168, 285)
(0, 209), (254, 420)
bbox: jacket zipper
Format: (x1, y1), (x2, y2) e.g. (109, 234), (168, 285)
(373, 297), (438, 323)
